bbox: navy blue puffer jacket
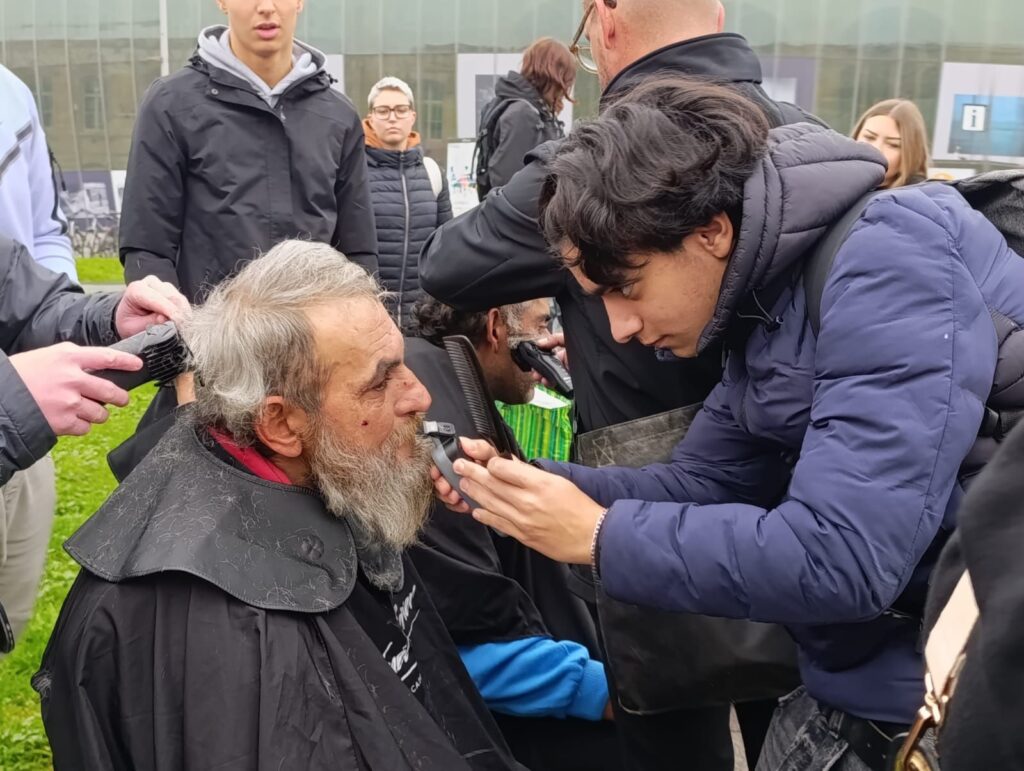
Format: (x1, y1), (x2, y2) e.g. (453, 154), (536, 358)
(365, 145), (452, 327)
(544, 124), (1024, 724)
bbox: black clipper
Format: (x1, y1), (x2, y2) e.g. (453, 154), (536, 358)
(511, 340), (573, 398)
(423, 419), (483, 511)
(91, 321), (188, 392)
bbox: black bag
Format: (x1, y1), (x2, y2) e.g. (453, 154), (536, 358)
(472, 98), (525, 201)
(576, 406), (801, 713)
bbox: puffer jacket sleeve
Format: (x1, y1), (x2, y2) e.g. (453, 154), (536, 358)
(593, 198), (995, 627)
(119, 80), (187, 289)
(548, 383), (791, 509)
(0, 238), (122, 483)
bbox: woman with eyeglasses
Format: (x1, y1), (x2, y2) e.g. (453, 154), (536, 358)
(476, 38), (576, 199)
(364, 76), (452, 328)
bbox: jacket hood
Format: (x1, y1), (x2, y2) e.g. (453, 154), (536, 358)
(697, 123), (886, 353)
(362, 117), (422, 151)
(494, 71), (550, 113)
(604, 33), (764, 99)
(195, 24), (326, 104)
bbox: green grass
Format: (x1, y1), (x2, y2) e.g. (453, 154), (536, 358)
(75, 256), (123, 285)
(0, 386), (154, 771)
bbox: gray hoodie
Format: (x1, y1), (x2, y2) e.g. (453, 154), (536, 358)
(196, 25), (323, 109)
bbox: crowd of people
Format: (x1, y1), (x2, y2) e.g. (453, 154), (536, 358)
(1, 0), (1023, 770)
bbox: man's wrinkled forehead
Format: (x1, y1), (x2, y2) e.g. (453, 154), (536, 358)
(306, 298), (404, 392)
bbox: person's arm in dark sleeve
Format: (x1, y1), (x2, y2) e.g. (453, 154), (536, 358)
(118, 80), (187, 288)
(331, 112), (379, 275)
(487, 103), (544, 190)
(419, 141), (567, 311)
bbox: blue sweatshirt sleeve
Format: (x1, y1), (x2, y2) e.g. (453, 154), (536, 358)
(458, 636), (608, 721)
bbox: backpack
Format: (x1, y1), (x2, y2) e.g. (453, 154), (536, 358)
(803, 170), (1024, 443)
(472, 98), (528, 201)
(423, 155), (443, 199)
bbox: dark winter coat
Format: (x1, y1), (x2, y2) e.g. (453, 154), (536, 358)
(420, 34), (822, 435)
(0, 236), (121, 486)
(484, 72), (565, 191)
(366, 146), (451, 327)
(545, 123), (1024, 724)
(119, 52), (378, 304)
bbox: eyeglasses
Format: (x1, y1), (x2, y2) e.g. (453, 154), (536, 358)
(371, 105), (414, 119)
(569, 0), (616, 74)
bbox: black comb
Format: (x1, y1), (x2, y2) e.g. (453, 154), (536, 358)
(442, 335), (516, 456)
(91, 321), (188, 392)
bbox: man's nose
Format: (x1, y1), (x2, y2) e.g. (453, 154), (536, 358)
(397, 370), (432, 416)
(603, 297), (643, 344)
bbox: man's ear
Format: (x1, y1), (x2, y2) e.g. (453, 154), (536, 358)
(594, 0), (617, 50)
(485, 308), (506, 354)
(254, 397), (308, 458)
(693, 211), (735, 261)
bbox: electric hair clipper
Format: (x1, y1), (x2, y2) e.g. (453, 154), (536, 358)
(90, 321), (188, 392)
(423, 419), (484, 511)
(511, 340), (573, 398)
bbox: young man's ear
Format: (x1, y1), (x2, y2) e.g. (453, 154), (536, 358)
(485, 308), (506, 354)
(693, 211), (735, 261)
(254, 397), (308, 458)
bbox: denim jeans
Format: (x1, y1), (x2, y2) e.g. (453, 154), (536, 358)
(755, 688), (873, 771)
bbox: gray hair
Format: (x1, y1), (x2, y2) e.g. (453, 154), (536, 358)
(367, 76), (415, 110)
(185, 240), (384, 446)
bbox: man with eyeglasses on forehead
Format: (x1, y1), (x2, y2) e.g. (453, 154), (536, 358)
(364, 77), (452, 329)
(419, 1), (825, 769)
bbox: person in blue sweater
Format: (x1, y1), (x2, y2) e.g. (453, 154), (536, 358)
(406, 295), (619, 771)
(435, 76), (1024, 771)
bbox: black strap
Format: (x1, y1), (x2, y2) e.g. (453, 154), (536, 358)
(804, 191), (880, 337)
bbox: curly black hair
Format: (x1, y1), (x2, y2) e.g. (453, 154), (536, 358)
(538, 75), (770, 288)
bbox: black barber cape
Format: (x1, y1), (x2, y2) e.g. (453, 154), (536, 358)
(34, 417), (523, 771)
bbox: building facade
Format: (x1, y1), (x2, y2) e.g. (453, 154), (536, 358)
(1, 0), (1022, 250)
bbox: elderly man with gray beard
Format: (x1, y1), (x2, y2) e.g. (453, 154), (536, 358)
(33, 241), (524, 771)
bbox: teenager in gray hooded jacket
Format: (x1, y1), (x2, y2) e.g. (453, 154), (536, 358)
(119, 0), (378, 305)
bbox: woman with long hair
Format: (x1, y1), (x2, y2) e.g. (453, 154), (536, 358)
(852, 99), (930, 188)
(477, 38), (576, 196)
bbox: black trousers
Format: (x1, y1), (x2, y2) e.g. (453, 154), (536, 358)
(494, 713), (624, 771)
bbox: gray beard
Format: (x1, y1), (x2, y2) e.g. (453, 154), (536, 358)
(307, 416), (434, 552)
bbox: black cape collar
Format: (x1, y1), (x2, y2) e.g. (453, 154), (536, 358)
(66, 418), (404, 612)
(603, 33), (763, 102)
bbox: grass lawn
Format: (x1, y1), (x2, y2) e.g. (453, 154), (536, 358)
(0, 386), (154, 771)
(75, 256), (124, 285)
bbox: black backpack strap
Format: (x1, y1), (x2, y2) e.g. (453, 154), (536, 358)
(804, 191), (880, 337)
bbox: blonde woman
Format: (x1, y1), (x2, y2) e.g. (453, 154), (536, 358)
(853, 99), (930, 188)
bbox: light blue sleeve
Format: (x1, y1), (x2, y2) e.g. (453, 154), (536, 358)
(458, 636), (608, 721)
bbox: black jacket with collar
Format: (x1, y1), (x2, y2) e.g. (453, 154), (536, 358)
(420, 34), (823, 434)
(119, 54), (378, 304)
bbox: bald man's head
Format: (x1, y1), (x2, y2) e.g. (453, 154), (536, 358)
(587, 0), (725, 88)
(623, 0), (722, 41)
